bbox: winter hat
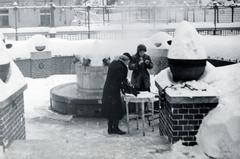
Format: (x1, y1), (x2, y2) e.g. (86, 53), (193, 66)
(123, 52), (132, 61)
(137, 44), (147, 53)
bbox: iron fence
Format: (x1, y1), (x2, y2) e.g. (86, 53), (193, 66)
(1, 4), (240, 40)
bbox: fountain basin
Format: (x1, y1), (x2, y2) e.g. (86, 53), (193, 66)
(50, 83), (103, 117)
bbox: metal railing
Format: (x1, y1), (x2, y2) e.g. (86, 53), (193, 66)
(1, 4), (240, 40)
(3, 26), (240, 41)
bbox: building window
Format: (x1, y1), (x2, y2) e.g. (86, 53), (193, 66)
(40, 9), (51, 26)
(0, 9), (9, 27)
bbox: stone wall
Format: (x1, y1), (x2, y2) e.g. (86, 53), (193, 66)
(0, 85), (27, 147)
(15, 56), (75, 78)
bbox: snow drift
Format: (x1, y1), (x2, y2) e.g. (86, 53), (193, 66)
(197, 63), (240, 159)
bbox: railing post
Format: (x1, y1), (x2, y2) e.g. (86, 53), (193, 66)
(50, 1), (55, 27)
(184, 1), (189, 21)
(203, 7), (206, 22)
(13, 2), (18, 41)
(107, 7), (110, 23)
(213, 1), (218, 35)
(120, 1), (124, 31)
(87, 5), (91, 39)
(102, 6), (105, 25)
(152, 1), (156, 28)
(231, 6), (234, 23)
(193, 7), (195, 22)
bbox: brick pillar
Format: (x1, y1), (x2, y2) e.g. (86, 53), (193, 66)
(0, 85), (27, 148)
(156, 81), (218, 146)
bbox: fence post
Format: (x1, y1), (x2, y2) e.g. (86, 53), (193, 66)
(87, 5), (91, 39)
(193, 8), (195, 22)
(13, 2), (18, 41)
(120, 1), (124, 31)
(152, 1), (157, 28)
(107, 7), (110, 23)
(50, 1), (55, 27)
(213, 2), (218, 35)
(102, 6), (105, 25)
(203, 7), (206, 22)
(231, 6), (234, 23)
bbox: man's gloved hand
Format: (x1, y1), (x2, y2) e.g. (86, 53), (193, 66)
(145, 60), (150, 65)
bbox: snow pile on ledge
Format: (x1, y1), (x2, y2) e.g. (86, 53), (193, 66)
(144, 32), (172, 49)
(28, 34), (49, 52)
(197, 63), (240, 159)
(155, 62), (217, 97)
(0, 47), (26, 102)
(168, 21), (207, 60)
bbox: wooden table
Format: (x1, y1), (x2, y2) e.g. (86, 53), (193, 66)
(123, 92), (158, 136)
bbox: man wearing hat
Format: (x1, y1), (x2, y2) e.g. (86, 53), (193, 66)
(129, 44), (153, 92)
(102, 52), (138, 135)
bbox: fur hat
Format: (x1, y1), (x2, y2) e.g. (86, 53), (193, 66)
(123, 52), (132, 61)
(137, 44), (147, 53)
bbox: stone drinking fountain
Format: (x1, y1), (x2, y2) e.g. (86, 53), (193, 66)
(50, 59), (108, 117)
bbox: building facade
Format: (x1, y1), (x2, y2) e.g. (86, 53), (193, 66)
(0, 0), (76, 28)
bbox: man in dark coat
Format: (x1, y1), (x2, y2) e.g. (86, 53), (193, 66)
(102, 53), (138, 135)
(129, 44), (153, 91)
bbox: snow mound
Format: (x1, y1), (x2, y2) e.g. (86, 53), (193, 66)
(0, 39), (11, 65)
(28, 34), (49, 51)
(0, 61), (26, 102)
(145, 32), (172, 49)
(168, 21), (207, 60)
(197, 63), (240, 159)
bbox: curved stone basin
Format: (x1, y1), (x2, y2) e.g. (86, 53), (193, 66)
(50, 83), (103, 117)
(50, 64), (108, 117)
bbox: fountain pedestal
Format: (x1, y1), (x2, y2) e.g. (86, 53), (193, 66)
(50, 64), (108, 117)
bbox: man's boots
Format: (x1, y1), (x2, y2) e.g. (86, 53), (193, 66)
(108, 120), (114, 134)
(113, 120), (126, 135)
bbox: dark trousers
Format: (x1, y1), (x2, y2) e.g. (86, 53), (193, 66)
(108, 119), (119, 129)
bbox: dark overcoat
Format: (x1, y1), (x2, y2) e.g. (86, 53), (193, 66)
(102, 60), (128, 120)
(129, 53), (153, 91)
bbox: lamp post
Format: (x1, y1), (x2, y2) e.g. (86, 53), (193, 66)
(13, 2), (18, 41)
